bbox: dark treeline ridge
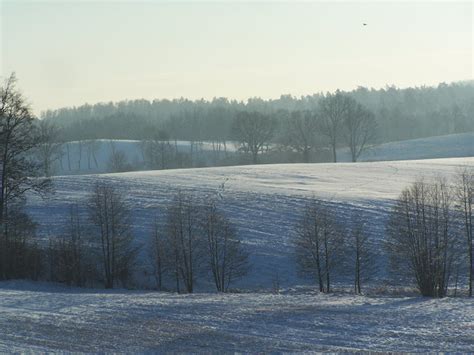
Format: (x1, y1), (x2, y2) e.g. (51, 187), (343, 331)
(43, 81), (474, 144)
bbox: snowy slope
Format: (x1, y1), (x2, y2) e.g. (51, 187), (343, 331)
(0, 280), (472, 352)
(53, 132), (473, 175)
(28, 157), (474, 289)
(338, 132), (474, 162)
(54, 139), (237, 175)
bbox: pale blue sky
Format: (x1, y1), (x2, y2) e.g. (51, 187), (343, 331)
(1, 1), (472, 115)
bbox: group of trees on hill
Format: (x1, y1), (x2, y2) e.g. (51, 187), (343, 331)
(42, 81), (474, 151)
(47, 183), (250, 291)
(295, 169), (473, 298)
(295, 201), (375, 294)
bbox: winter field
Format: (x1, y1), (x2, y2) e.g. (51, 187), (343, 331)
(339, 132), (474, 162)
(53, 132), (474, 175)
(28, 157), (474, 289)
(5, 156), (474, 352)
(0, 281), (472, 352)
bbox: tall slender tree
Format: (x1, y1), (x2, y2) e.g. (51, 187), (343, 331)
(455, 167), (473, 296)
(343, 101), (377, 162)
(202, 202), (249, 292)
(295, 200), (343, 293)
(0, 73), (49, 279)
(318, 91), (350, 163)
(166, 192), (203, 293)
(88, 182), (137, 288)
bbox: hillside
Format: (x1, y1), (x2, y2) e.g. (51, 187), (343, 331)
(52, 132), (473, 175)
(338, 132), (474, 162)
(28, 157), (474, 290)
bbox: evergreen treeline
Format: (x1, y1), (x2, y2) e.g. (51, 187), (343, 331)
(42, 81), (474, 143)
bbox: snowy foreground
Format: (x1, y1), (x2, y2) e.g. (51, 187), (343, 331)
(0, 281), (472, 352)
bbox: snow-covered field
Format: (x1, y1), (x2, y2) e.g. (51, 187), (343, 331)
(0, 281), (472, 352)
(339, 132), (474, 162)
(14, 157), (474, 352)
(54, 139), (236, 175)
(53, 132), (474, 175)
(29, 157), (474, 289)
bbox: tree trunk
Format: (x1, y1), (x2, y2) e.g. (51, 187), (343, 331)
(303, 149), (310, 163)
(331, 139), (337, 163)
(252, 152), (258, 164)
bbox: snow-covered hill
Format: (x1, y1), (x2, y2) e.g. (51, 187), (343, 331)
(28, 157), (474, 289)
(53, 139), (237, 175)
(338, 132), (474, 162)
(52, 132), (473, 175)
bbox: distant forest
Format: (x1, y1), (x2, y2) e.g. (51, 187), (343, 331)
(43, 81), (474, 144)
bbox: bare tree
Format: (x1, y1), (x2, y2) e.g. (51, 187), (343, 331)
(0, 73), (49, 279)
(347, 214), (375, 294)
(141, 130), (173, 170)
(454, 167), (473, 296)
(88, 182), (137, 288)
(295, 200), (343, 293)
(343, 102), (376, 162)
(107, 141), (130, 173)
(148, 214), (169, 290)
(318, 91), (351, 163)
(36, 119), (63, 176)
(232, 111), (276, 164)
(386, 178), (459, 297)
(85, 139), (101, 170)
(202, 202), (249, 292)
(65, 142), (72, 171)
(282, 110), (319, 163)
(49, 204), (90, 286)
(77, 139), (83, 170)
(166, 192), (203, 293)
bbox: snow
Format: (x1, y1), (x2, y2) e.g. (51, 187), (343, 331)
(11, 156), (474, 351)
(28, 157), (474, 289)
(338, 132), (474, 162)
(0, 280), (472, 352)
(54, 132), (474, 175)
(55, 139), (237, 175)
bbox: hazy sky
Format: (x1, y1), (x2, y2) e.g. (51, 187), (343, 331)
(1, 1), (473, 115)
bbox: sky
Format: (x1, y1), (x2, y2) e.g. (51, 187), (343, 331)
(1, 0), (473, 116)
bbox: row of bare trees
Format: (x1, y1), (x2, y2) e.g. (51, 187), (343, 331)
(47, 183), (137, 288)
(148, 193), (249, 293)
(34, 93), (376, 177)
(295, 168), (473, 298)
(295, 201), (375, 294)
(0, 72), (247, 291)
(46, 183), (250, 292)
(233, 92), (377, 164)
(37, 97), (375, 176)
